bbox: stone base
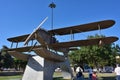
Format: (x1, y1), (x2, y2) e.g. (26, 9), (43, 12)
(22, 56), (73, 80)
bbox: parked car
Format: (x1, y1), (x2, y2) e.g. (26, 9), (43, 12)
(98, 66), (114, 73)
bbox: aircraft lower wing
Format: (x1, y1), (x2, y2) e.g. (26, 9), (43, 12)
(49, 36), (118, 49)
(6, 45), (42, 52)
(6, 36), (118, 52)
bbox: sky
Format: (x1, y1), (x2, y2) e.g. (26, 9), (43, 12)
(0, 0), (120, 49)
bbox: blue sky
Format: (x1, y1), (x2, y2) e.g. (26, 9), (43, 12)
(0, 0), (120, 49)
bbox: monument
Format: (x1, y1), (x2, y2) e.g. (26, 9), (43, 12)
(6, 2), (118, 80)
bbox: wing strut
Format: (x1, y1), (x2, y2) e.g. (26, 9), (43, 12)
(98, 24), (101, 36)
(11, 42), (13, 48)
(70, 30), (74, 41)
(98, 24), (104, 46)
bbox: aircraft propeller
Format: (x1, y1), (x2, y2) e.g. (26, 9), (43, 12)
(24, 17), (48, 46)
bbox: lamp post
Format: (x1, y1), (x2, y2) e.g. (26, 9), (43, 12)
(49, 2), (56, 30)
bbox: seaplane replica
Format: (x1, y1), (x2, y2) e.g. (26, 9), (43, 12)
(6, 17), (118, 80)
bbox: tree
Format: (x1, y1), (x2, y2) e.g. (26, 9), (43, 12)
(0, 51), (4, 70)
(14, 58), (27, 71)
(0, 45), (27, 71)
(113, 44), (120, 64)
(0, 45), (14, 68)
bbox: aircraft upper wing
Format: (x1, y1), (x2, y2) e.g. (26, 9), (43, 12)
(49, 36), (118, 48)
(7, 20), (115, 42)
(7, 34), (30, 42)
(48, 20), (115, 35)
(7, 17), (48, 43)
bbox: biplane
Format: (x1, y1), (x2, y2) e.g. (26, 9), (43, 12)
(6, 17), (118, 62)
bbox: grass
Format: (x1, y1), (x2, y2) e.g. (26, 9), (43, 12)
(53, 73), (115, 80)
(98, 73), (116, 80)
(0, 75), (22, 80)
(53, 72), (116, 80)
(0, 72), (116, 80)
(83, 72), (116, 80)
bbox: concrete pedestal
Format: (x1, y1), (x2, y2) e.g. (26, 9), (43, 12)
(22, 56), (73, 80)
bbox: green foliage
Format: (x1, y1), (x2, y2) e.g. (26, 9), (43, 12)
(0, 45), (27, 70)
(14, 58), (27, 71)
(0, 46), (14, 68)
